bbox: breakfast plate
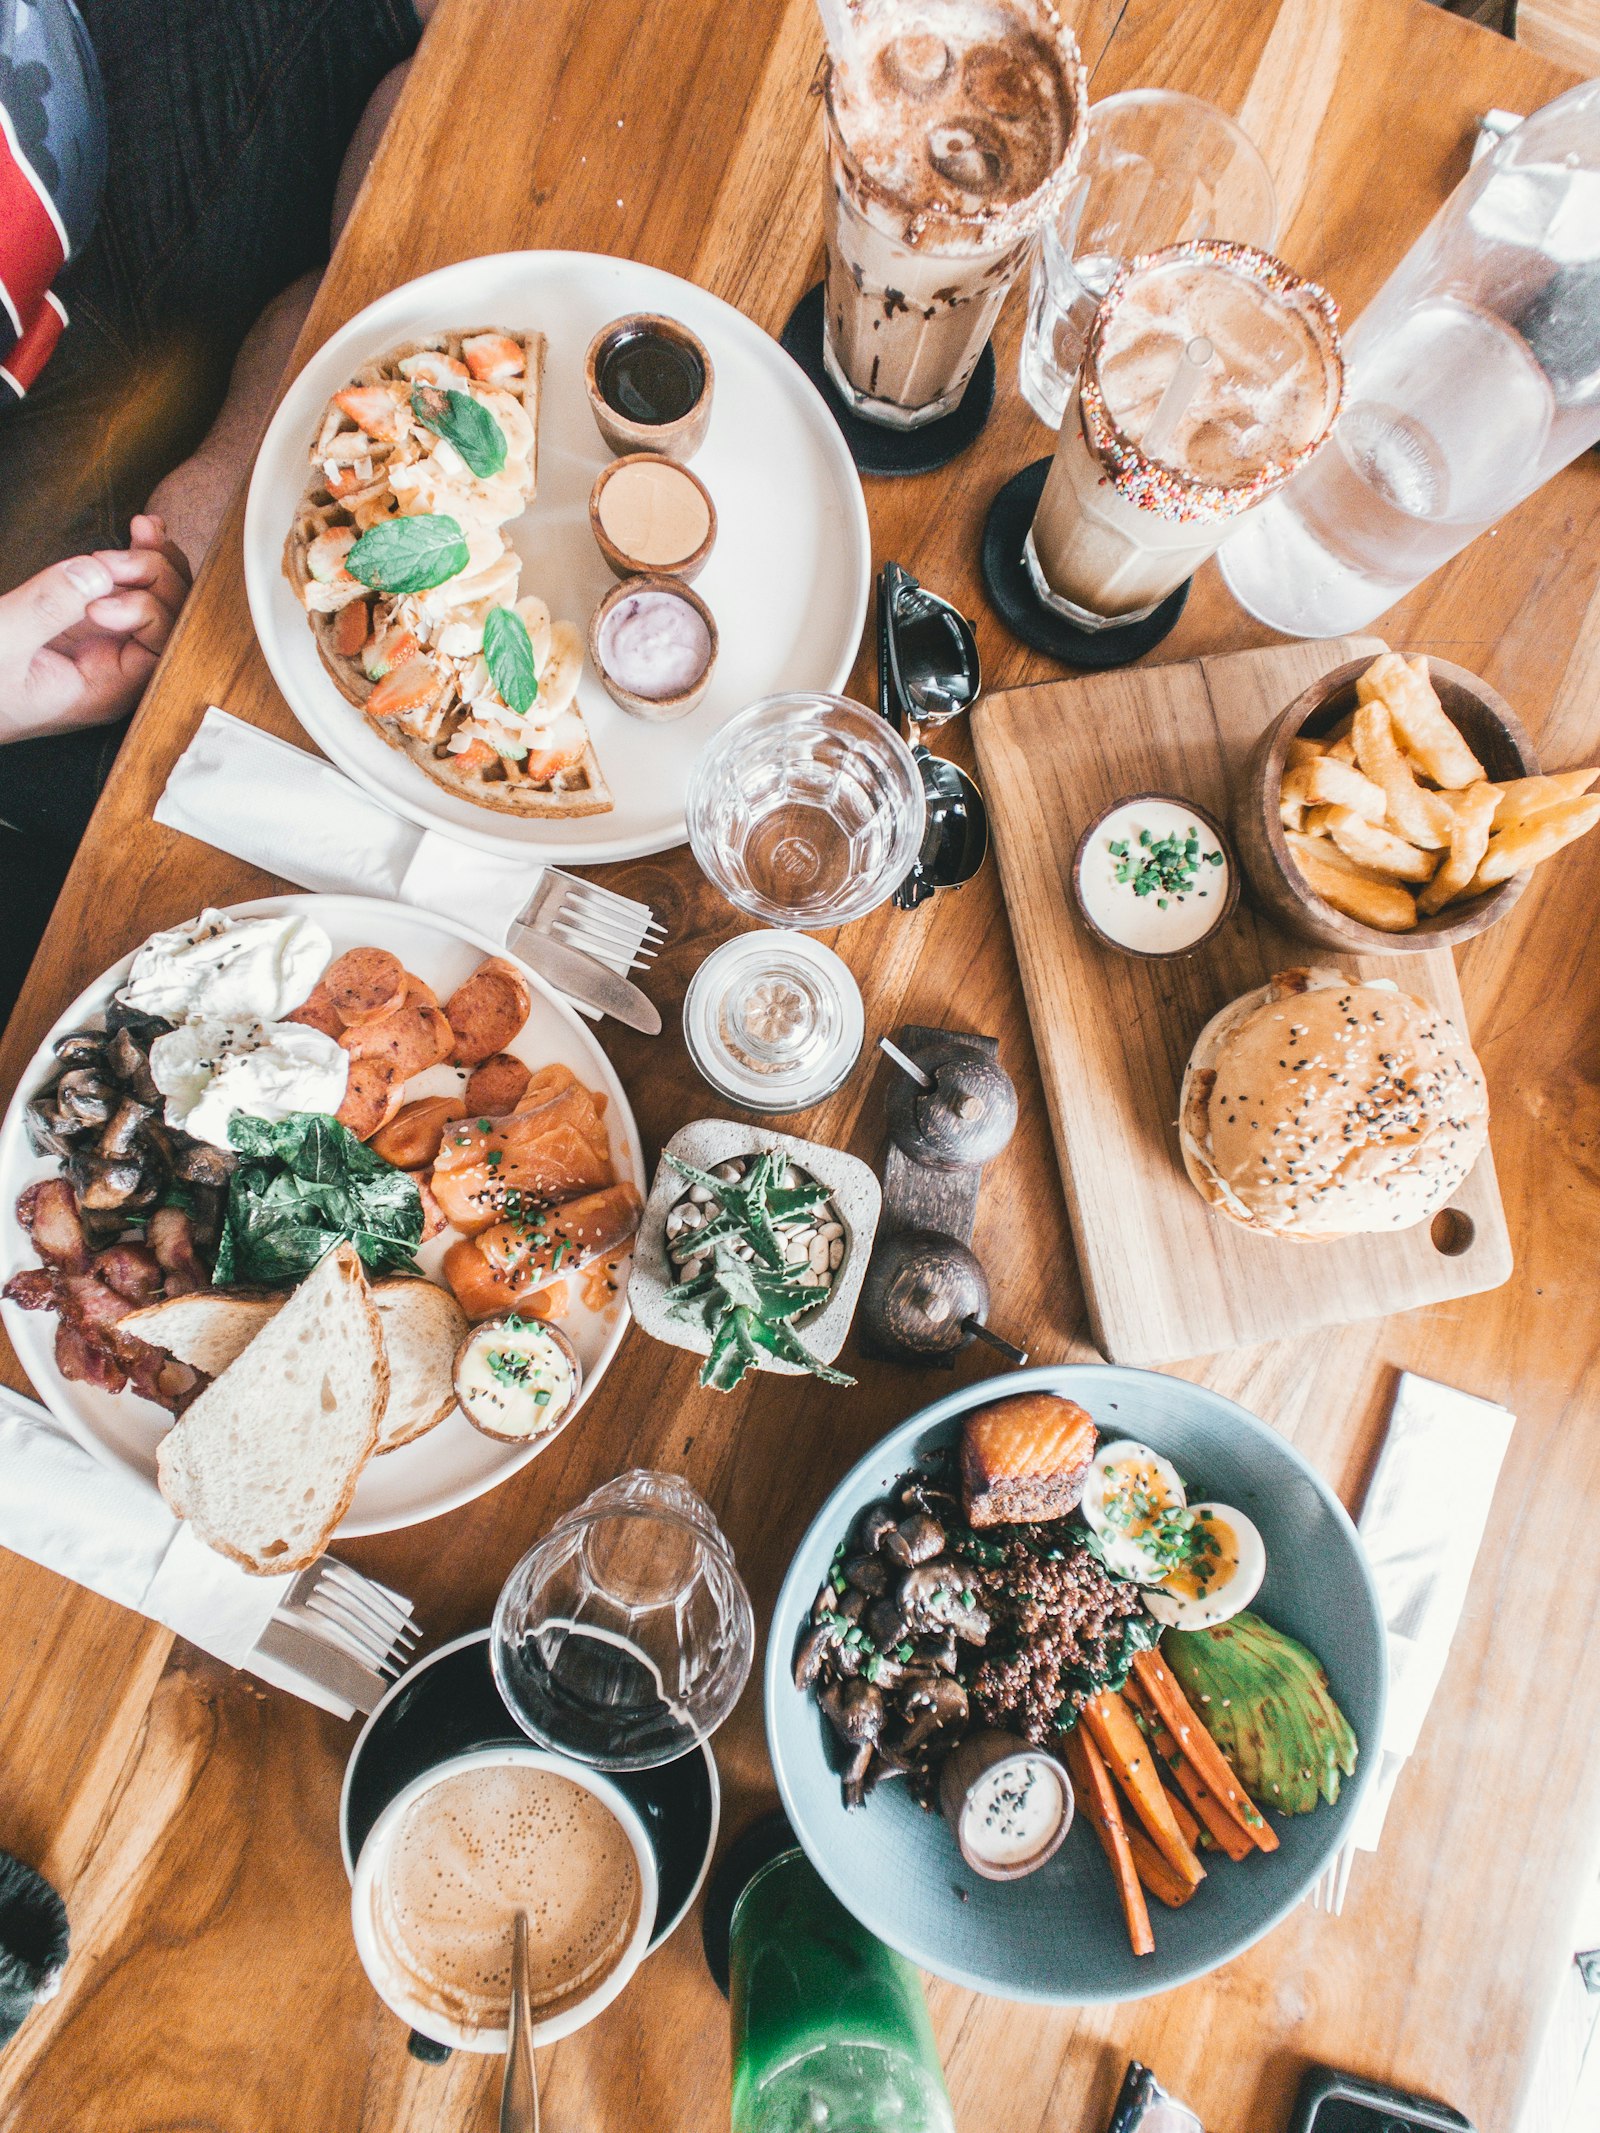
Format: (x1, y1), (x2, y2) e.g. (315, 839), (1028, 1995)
(0, 893), (643, 1537)
(765, 1364), (1387, 2004)
(243, 250), (872, 864)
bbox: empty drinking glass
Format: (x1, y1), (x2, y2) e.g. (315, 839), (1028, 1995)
(492, 1470), (755, 1771)
(1019, 89), (1278, 429)
(687, 696), (926, 927)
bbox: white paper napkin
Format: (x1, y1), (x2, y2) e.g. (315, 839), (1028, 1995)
(154, 711), (648, 1014)
(1351, 1370), (1515, 1851)
(0, 1391), (358, 1718)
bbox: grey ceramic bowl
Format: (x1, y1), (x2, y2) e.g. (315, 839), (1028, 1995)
(765, 1364), (1387, 2005)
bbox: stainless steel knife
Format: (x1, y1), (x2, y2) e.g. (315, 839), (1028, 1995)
(506, 923), (663, 1034)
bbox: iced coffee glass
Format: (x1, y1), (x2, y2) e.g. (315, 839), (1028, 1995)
(1025, 239), (1344, 627)
(821, 0), (1086, 430)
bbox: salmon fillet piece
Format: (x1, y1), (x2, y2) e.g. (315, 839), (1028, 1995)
(430, 1064), (615, 1234)
(442, 1184), (643, 1318)
(960, 1393), (1098, 1527)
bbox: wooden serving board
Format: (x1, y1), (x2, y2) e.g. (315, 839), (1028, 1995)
(971, 637), (1514, 1366)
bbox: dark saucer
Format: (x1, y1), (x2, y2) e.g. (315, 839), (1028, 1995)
(340, 1630), (719, 1953)
(980, 456), (1190, 669)
(779, 282), (995, 479)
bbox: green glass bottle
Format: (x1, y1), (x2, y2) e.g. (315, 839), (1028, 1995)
(729, 1848), (956, 2133)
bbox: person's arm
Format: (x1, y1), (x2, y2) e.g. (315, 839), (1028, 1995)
(0, 515), (191, 744)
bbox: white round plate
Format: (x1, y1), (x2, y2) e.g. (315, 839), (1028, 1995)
(0, 894), (644, 1537)
(244, 251), (871, 863)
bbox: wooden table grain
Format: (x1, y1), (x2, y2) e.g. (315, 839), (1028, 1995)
(0, 2), (1593, 2128)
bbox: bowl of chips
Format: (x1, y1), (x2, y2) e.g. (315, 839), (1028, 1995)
(1232, 653), (1597, 951)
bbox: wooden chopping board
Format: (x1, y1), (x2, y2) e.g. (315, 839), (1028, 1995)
(971, 636), (1513, 1367)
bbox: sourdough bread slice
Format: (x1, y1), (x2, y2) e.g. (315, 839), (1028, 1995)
(122, 1290), (286, 1377)
(156, 1244), (387, 1574)
(371, 1277), (467, 1451)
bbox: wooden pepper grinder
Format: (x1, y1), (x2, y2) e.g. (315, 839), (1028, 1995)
(858, 1027), (1028, 1367)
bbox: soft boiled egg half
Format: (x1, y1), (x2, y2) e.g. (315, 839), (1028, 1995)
(1080, 1440), (1265, 1627)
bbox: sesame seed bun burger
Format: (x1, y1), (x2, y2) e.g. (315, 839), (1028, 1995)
(1178, 968), (1488, 1242)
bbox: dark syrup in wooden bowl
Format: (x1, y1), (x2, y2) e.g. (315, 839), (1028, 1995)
(598, 328), (706, 427)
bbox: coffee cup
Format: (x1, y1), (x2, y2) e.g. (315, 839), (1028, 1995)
(349, 1743), (658, 2054)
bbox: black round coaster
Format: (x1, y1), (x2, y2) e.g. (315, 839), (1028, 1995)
(779, 283), (995, 478)
(980, 456), (1191, 669)
(342, 1631), (717, 1956)
(700, 1809), (799, 1998)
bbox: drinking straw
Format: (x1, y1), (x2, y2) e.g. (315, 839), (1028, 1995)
(1141, 336), (1214, 460)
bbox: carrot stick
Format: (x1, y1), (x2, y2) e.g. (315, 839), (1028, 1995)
(1125, 1825), (1200, 1909)
(1161, 1778), (1202, 1852)
(1166, 1753), (1255, 1863)
(1065, 1726), (1154, 1958)
(1082, 1690), (1205, 1888)
(1132, 1649), (1279, 1854)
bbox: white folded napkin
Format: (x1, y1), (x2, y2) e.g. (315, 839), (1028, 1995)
(154, 711), (647, 1013)
(0, 1392), (356, 1718)
(1352, 1370), (1514, 1850)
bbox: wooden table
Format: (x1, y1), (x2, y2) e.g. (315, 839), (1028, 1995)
(0, 2), (1593, 2127)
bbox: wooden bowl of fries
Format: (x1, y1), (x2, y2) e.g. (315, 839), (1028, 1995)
(1233, 653), (1572, 952)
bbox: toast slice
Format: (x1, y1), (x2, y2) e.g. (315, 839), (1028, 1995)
(371, 1276), (467, 1451)
(156, 1244), (387, 1574)
(122, 1290), (286, 1377)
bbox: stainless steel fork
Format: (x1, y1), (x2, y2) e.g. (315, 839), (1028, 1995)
(518, 868), (666, 975)
(276, 1557), (420, 1679)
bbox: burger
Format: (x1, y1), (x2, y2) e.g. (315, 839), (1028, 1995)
(1178, 968), (1488, 1242)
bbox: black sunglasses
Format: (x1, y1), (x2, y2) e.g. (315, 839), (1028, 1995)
(876, 563), (989, 911)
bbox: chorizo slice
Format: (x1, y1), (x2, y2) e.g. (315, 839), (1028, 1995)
(324, 947), (408, 1026)
(462, 1052), (533, 1118)
(368, 1094), (468, 1171)
(443, 960), (532, 1067)
(340, 997), (445, 1080)
(283, 984), (344, 1039)
(336, 1057), (401, 1140)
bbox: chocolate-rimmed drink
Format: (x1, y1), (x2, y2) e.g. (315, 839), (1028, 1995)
(822, 0), (1086, 429)
(351, 1747), (657, 2052)
(1025, 239), (1344, 626)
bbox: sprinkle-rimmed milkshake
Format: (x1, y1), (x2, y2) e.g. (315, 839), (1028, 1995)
(822, 0), (1086, 429)
(1025, 240), (1344, 625)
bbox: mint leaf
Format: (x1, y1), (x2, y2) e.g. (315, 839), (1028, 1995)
(346, 514), (469, 595)
(410, 385), (507, 479)
(483, 604), (539, 715)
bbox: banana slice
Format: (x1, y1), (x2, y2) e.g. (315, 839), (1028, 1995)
(535, 618), (585, 719)
(512, 594), (552, 673)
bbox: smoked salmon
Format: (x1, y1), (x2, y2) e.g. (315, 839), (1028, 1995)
(429, 1064), (614, 1234)
(442, 1183), (643, 1318)
(960, 1393), (1098, 1527)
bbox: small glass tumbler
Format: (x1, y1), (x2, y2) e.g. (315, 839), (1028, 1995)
(1019, 89), (1278, 429)
(492, 1470), (755, 1772)
(687, 696), (926, 928)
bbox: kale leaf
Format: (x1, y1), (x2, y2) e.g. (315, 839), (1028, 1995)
(215, 1111), (423, 1288)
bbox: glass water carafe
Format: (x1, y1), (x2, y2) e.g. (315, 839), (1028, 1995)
(1221, 79), (1600, 635)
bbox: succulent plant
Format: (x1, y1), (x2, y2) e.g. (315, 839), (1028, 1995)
(662, 1150), (855, 1392)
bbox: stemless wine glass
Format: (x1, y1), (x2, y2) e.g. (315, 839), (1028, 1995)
(491, 1470), (755, 1772)
(1019, 89), (1278, 428)
(687, 695), (926, 927)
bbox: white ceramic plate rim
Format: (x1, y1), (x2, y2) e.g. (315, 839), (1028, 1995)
(242, 249), (871, 864)
(763, 1362), (1389, 2005)
(0, 892), (643, 1538)
(337, 1627), (721, 1954)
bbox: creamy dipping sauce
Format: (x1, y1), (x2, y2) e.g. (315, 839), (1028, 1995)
(596, 458), (710, 568)
(1077, 798), (1229, 954)
(961, 1754), (1068, 1871)
(455, 1317), (578, 1440)
(597, 589), (712, 701)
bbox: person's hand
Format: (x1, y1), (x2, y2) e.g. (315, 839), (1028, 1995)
(0, 514), (192, 745)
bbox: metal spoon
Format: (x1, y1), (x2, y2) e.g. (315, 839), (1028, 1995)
(500, 1909), (539, 2133)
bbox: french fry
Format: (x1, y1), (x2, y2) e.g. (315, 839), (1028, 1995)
(1326, 733), (1358, 767)
(1322, 806), (1436, 883)
(1287, 833), (1418, 931)
(1352, 700), (1453, 848)
(1417, 780), (1498, 914)
(1064, 1726), (1154, 1957)
(1285, 736), (1327, 770)
(1466, 794), (1600, 891)
(1359, 653), (1485, 789)
(1490, 768), (1600, 832)
(1281, 754), (1387, 823)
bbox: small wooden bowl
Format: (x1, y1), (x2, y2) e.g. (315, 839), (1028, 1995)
(588, 573), (719, 722)
(1071, 792), (1239, 960)
(583, 312), (714, 461)
(588, 453), (717, 582)
(1233, 655), (1540, 954)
